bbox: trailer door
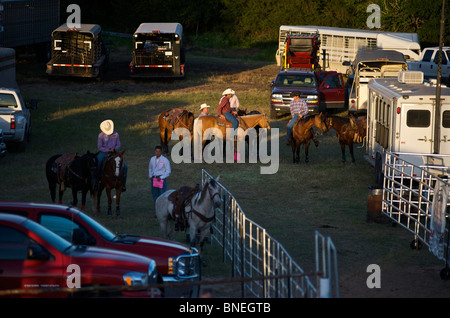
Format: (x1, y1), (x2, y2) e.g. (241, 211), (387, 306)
(439, 103), (450, 154)
(399, 103), (434, 153)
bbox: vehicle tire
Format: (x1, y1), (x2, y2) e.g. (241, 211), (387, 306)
(270, 108), (278, 119)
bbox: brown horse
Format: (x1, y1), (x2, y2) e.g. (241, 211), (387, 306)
(290, 112), (328, 164)
(351, 114), (367, 144)
(326, 115), (360, 165)
(158, 108), (195, 154)
(194, 113), (270, 160)
(96, 150), (126, 217)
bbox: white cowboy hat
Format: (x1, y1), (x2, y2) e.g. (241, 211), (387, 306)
(100, 119), (114, 135)
(222, 88), (234, 95)
(199, 103), (210, 110)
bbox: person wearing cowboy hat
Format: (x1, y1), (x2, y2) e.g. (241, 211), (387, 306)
(229, 89), (240, 113)
(217, 88), (239, 131)
(198, 103), (210, 118)
(96, 119), (128, 191)
(286, 91), (308, 145)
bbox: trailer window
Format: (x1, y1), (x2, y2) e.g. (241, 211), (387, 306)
(0, 93), (18, 108)
(407, 110), (430, 127)
(442, 111), (450, 128)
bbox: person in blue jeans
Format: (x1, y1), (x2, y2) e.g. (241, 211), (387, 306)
(148, 145), (171, 209)
(286, 91), (309, 145)
(217, 88), (239, 134)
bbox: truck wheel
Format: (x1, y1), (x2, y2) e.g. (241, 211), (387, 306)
(270, 108), (278, 119)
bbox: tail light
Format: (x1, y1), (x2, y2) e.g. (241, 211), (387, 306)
(10, 116), (15, 130)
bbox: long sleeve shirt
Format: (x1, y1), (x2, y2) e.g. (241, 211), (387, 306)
(217, 96), (231, 115)
(148, 155), (171, 180)
(230, 95), (240, 110)
(289, 98), (309, 117)
(97, 131), (121, 153)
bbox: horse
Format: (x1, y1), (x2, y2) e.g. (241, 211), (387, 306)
(155, 177), (222, 257)
(351, 114), (367, 145)
(46, 151), (98, 211)
(95, 150), (126, 217)
(194, 113), (270, 161)
(158, 108), (195, 154)
(326, 115), (360, 165)
(289, 112), (328, 164)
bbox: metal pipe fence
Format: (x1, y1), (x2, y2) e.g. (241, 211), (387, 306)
(202, 169), (339, 298)
(382, 152), (450, 277)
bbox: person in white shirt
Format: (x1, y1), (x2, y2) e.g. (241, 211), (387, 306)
(229, 90), (240, 112)
(149, 145), (171, 203)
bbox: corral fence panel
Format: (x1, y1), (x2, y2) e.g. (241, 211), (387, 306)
(202, 169), (339, 298)
(382, 152), (450, 278)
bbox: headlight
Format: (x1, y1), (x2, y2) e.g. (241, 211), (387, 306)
(168, 251), (200, 279)
(271, 94), (283, 102)
(307, 95), (318, 103)
(123, 271), (149, 287)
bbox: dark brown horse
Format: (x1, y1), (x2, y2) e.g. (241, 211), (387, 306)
(96, 150), (126, 217)
(290, 112), (328, 164)
(326, 115), (360, 165)
(158, 108), (194, 154)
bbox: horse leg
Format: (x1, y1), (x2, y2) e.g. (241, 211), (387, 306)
(58, 186), (64, 204)
(115, 190), (121, 218)
(349, 143), (355, 165)
(95, 187), (103, 216)
(71, 188), (78, 208)
(305, 140), (311, 163)
(339, 141), (346, 164)
(48, 181), (57, 203)
(105, 187), (112, 215)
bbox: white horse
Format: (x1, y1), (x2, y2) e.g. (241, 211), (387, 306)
(155, 177), (222, 254)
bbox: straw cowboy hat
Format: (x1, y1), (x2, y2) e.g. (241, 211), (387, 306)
(199, 103), (210, 110)
(100, 119), (114, 135)
(222, 88), (235, 96)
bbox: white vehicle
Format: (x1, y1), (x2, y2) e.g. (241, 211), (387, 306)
(347, 49), (408, 113)
(276, 25), (421, 73)
(366, 71), (450, 183)
(407, 47), (450, 83)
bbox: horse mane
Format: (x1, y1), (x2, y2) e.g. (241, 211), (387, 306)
(199, 181), (210, 205)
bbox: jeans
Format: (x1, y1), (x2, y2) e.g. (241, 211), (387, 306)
(287, 113), (300, 141)
(151, 177), (167, 201)
(223, 112), (238, 130)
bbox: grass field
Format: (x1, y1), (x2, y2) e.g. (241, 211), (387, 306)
(3, 37), (450, 298)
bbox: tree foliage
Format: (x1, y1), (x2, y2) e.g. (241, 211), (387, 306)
(60, 0), (448, 47)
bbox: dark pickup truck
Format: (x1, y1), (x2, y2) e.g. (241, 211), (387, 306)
(270, 68), (345, 119)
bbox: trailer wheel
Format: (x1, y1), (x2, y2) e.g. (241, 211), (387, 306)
(440, 267), (450, 280)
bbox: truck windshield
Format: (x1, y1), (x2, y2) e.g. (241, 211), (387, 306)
(0, 93), (17, 108)
(275, 74), (317, 88)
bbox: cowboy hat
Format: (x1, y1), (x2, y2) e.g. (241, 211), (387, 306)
(199, 103), (210, 110)
(100, 119), (114, 135)
(222, 88), (235, 95)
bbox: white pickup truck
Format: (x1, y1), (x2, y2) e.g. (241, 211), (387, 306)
(0, 88), (35, 151)
(407, 47), (450, 83)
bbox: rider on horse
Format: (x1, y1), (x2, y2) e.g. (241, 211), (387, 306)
(96, 119), (128, 191)
(217, 88), (239, 136)
(286, 91), (308, 145)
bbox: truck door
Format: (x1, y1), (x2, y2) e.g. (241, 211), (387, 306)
(318, 72), (345, 109)
(399, 103), (434, 153)
(439, 103), (450, 154)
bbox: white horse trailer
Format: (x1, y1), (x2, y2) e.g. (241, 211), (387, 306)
(366, 71), (450, 183)
(276, 25), (421, 73)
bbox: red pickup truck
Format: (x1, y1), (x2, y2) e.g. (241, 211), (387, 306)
(0, 213), (160, 298)
(0, 201), (201, 297)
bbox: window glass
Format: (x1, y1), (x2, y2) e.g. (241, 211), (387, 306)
(0, 93), (17, 108)
(0, 226), (29, 260)
(442, 111), (450, 128)
(40, 214), (80, 242)
(422, 50), (434, 62)
(407, 110), (430, 127)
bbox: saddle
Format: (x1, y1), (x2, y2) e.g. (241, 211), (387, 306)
(168, 185), (200, 231)
(216, 116), (247, 129)
(53, 153), (79, 190)
(163, 108), (187, 126)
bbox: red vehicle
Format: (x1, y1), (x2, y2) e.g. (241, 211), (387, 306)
(0, 201), (200, 297)
(282, 34), (320, 69)
(270, 68), (345, 119)
(0, 213), (159, 298)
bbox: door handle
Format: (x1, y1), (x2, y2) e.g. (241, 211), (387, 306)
(418, 136), (432, 142)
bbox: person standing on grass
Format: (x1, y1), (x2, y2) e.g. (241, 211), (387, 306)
(149, 145), (171, 209)
(286, 91), (308, 145)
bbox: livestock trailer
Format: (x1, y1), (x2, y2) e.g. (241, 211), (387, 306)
(0, 0), (60, 61)
(276, 25), (421, 73)
(46, 24), (109, 79)
(347, 49), (408, 113)
(130, 23), (185, 78)
(0, 47), (16, 88)
(366, 71), (450, 183)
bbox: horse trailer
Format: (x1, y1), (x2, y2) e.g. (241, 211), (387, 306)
(366, 71), (450, 183)
(46, 24), (109, 79)
(276, 25), (421, 73)
(347, 49), (408, 113)
(129, 23), (185, 78)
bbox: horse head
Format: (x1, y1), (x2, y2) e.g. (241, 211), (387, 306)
(313, 112), (329, 135)
(107, 150), (125, 177)
(201, 176), (221, 209)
